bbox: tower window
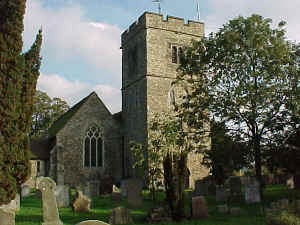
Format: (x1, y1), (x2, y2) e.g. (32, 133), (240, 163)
(172, 46), (178, 63)
(178, 47), (184, 64)
(83, 125), (104, 168)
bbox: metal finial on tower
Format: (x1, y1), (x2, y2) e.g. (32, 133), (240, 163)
(196, 0), (200, 21)
(152, 0), (162, 14)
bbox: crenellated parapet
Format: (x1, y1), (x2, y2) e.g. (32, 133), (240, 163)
(121, 12), (204, 44)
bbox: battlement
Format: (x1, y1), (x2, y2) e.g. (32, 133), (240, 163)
(121, 12), (204, 44)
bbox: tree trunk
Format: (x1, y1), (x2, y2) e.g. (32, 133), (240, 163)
(0, 209), (15, 225)
(254, 137), (263, 199)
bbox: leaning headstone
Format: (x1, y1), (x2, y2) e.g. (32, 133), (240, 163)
(73, 190), (91, 213)
(194, 180), (208, 196)
(109, 207), (133, 225)
(126, 178), (143, 208)
(0, 194), (20, 225)
(21, 185), (31, 197)
(216, 204), (228, 214)
(216, 186), (227, 202)
(244, 177), (261, 203)
(76, 220), (110, 225)
(56, 185), (70, 207)
(36, 177), (63, 225)
(229, 176), (242, 196)
(191, 196), (208, 219)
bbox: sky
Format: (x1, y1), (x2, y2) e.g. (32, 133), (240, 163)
(22, 0), (300, 114)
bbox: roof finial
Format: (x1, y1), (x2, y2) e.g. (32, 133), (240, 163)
(196, 0), (201, 21)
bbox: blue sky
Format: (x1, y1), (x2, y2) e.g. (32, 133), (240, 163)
(23, 0), (300, 113)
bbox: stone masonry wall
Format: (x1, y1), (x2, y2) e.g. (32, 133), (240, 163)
(121, 12), (210, 188)
(56, 93), (122, 187)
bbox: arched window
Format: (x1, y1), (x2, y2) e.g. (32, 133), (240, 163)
(83, 125), (104, 168)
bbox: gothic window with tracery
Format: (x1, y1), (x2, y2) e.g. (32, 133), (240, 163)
(83, 125), (104, 168)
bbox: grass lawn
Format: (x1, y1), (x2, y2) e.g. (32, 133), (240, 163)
(15, 185), (300, 225)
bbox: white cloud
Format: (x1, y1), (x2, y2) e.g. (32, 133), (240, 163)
(37, 73), (121, 113)
(23, 0), (122, 77)
(204, 0), (300, 42)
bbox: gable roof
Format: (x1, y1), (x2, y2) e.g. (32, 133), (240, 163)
(47, 92), (94, 138)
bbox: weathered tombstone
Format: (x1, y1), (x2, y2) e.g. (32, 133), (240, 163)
(111, 185), (122, 203)
(109, 207), (133, 225)
(191, 196), (208, 219)
(73, 190), (91, 213)
(100, 176), (114, 195)
(120, 179), (129, 197)
(36, 177), (63, 225)
(0, 194), (20, 225)
(244, 177), (261, 203)
(230, 207), (241, 216)
(21, 185), (31, 197)
(216, 204), (228, 214)
(216, 186), (227, 202)
(126, 178), (143, 208)
(56, 185), (70, 207)
(193, 179), (208, 196)
(286, 176), (294, 189)
(76, 220), (110, 225)
(229, 176), (242, 196)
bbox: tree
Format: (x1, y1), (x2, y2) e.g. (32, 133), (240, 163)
(177, 14), (300, 197)
(0, 0), (42, 205)
(30, 90), (69, 138)
(202, 121), (249, 185)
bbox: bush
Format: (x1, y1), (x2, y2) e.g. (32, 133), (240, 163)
(266, 211), (300, 225)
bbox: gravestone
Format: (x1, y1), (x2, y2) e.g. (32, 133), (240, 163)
(216, 186), (227, 202)
(229, 176), (242, 196)
(0, 194), (20, 225)
(244, 177), (261, 203)
(100, 176), (114, 195)
(191, 196), (208, 219)
(56, 185), (70, 207)
(109, 207), (133, 225)
(21, 185), (31, 197)
(126, 178), (143, 208)
(73, 190), (91, 213)
(193, 179), (208, 196)
(286, 176), (294, 189)
(76, 220), (110, 225)
(120, 180), (129, 197)
(216, 204), (228, 214)
(111, 185), (122, 203)
(36, 177), (63, 225)
(230, 207), (241, 216)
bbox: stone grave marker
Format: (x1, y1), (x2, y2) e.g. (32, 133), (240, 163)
(109, 206), (133, 225)
(73, 190), (91, 213)
(193, 179), (208, 196)
(111, 185), (122, 203)
(0, 194), (20, 225)
(244, 177), (261, 203)
(191, 196), (208, 219)
(126, 178), (143, 208)
(76, 220), (110, 225)
(216, 204), (228, 214)
(36, 177), (63, 225)
(100, 176), (114, 195)
(21, 185), (31, 197)
(286, 176), (294, 189)
(229, 176), (242, 196)
(56, 185), (70, 207)
(230, 207), (241, 216)
(216, 186), (227, 202)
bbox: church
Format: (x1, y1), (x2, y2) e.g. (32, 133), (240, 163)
(28, 12), (210, 192)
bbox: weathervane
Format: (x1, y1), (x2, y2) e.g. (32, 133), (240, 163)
(152, 0), (162, 14)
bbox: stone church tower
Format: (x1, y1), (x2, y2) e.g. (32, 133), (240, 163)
(121, 12), (210, 188)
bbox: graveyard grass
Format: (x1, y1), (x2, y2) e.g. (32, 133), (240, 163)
(16, 185), (300, 225)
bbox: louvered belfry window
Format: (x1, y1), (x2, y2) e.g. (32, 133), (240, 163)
(83, 125), (104, 168)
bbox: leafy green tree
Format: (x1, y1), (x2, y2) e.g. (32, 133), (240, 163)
(30, 90), (69, 138)
(0, 0), (42, 205)
(203, 121), (249, 185)
(177, 14), (300, 197)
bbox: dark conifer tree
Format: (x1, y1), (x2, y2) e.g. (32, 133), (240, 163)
(0, 0), (42, 205)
